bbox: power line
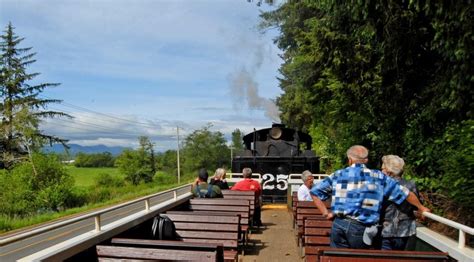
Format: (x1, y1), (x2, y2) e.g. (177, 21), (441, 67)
(40, 96), (163, 129)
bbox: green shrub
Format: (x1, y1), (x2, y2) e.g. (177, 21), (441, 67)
(154, 172), (176, 184)
(0, 153), (74, 216)
(96, 172), (125, 187)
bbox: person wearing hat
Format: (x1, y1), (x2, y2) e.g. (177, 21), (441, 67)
(191, 168), (223, 198)
(309, 145), (430, 249)
(380, 155), (420, 250)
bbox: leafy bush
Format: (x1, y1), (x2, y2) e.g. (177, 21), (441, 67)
(96, 172), (125, 187)
(74, 152), (115, 167)
(154, 172), (176, 184)
(0, 153), (74, 216)
(115, 149), (153, 185)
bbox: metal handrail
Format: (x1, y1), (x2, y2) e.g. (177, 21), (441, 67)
(288, 173), (329, 181)
(227, 172), (262, 180)
(421, 211), (474, 249)
(0, 183), (192, 246)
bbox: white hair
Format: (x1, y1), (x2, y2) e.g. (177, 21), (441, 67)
(301, 170), (313, 182)
(347, 145), (369, 161)
(382, 155), (405, 176)
(242, 167), (252, 178)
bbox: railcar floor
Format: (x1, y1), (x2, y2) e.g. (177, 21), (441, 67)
(242, 205), (302, 262)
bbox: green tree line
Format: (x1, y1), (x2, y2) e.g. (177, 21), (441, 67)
(261, 1), (473, 222)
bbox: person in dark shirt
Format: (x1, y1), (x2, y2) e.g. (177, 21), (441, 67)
(209, 168), (229, 190)
(191, 168), (222, 198)
(380, 155), (420, 250)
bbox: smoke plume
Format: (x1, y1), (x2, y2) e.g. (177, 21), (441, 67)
(229, 67), (280, 122)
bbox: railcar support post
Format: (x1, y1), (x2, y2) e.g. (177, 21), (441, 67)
(95, 215), (101, 232)
(177, 126), (181, 185)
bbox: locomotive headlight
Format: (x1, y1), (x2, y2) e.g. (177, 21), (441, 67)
(270, 126), (282, 140)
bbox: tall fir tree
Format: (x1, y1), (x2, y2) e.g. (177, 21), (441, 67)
(0, 22), (70, 169)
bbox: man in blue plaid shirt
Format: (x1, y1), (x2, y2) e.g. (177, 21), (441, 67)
(310, 145), (429, 249)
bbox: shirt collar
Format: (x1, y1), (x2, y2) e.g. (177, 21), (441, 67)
(350, 163), (366, 168)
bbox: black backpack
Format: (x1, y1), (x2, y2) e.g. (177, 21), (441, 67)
(195, 184), (214, 198)
(151, 214), (176, 240)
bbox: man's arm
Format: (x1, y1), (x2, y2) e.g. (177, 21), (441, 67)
(311, 195), (334, 220)
(406, 191), (430, 217)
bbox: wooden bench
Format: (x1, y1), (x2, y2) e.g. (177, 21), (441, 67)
(165, 213), (240, 261)
(97, 238), (223, 261)
(96, 238), (224, 262)
(296, 201), (329, 245)
(305, 247), (449, 262)
(303, 218), (332, 255)
(166, 210), (248, 247)
(221, 190), (256, 218)
(188, 198), (251, 227)
(292, 191), (298, 228)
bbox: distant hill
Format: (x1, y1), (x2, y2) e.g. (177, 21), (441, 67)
(43, 144), (129, 156)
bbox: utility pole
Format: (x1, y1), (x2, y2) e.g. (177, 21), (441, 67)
(230, 146), (234, 172)
(177, 126), (180, 184)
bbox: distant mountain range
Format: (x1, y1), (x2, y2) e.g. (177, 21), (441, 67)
(43, 144), (129, 156)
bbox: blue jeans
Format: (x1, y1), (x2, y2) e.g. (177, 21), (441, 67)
(381, 237), (409, 250)
(330, 217), (371, 249)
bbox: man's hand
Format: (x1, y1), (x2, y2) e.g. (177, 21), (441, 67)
(323, 212), (335, 221)
(418, 206), (431, 220)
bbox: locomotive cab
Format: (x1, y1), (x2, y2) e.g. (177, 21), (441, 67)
(232, 124), (319, 203)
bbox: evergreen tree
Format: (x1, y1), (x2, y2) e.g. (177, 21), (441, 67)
(0, 22), (70, 169)
(231, 128), (244, 151)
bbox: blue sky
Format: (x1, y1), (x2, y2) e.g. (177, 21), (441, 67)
(0, 0), (283, 151)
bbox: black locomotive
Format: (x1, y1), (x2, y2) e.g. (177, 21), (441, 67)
(231, 124), (319, 202)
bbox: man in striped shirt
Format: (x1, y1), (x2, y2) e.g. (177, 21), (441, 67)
(310, 145), (429, 249)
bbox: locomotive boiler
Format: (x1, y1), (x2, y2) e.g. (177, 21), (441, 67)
(231, 124), (320, 202)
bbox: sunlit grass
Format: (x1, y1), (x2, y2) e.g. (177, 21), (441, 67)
(0, 169), (194, 234)
(65, 166), (123, 187)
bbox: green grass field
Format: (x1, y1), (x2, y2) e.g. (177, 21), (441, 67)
(0, 166), (195, 233)
(65, 166), (123, 187)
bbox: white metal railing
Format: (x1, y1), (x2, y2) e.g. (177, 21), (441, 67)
(226, 172), (262, 183)
(0, 183), (192, 246)
(288, 173), (329, 185)
(420, 211), (474, 249)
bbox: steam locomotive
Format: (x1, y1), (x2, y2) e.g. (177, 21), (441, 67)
(231, 124), (320, 202)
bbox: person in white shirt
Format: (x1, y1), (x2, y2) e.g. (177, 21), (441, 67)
(297, 170), (314, 201)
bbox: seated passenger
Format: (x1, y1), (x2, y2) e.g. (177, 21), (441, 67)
(380, 155), (420, 250)
(297, 170), (314, 201)
(210, 168), (229, 190)
(191, 168), (223, 198)
(231, 167), (262, 226)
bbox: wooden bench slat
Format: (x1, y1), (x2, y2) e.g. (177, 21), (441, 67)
(304, 236), (331, 245)
(174, 222), (238, 232)
(181, 238), (238, 249)
(166, 213), (240, 224)
(221, 190), (255, 196)
(167, 210), (246, 219)
(298, 209), (323, 214)
(189, 205), (249, 212)
(97, 245), (217, 261)
(308, 247), (449, 262)
(111, 238), (222, 250)
(305, 228), (331, 236)
(304, 219), (333, 227)
(176, 230), (238, 240)
(190, 199), (250, 206)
